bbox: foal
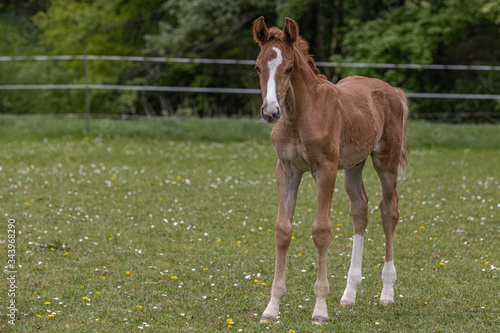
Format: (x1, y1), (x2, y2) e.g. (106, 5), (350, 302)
(253, 17), (409, 324)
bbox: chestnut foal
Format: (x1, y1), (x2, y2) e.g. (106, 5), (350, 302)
(253, 17), (409, 324)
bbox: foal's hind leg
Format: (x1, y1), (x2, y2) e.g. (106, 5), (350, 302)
(261, 161), (302, 323)
(340, 160), (369, 306)
(372, 152), (400, 306)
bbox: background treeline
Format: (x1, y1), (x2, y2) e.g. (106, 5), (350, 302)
(1, 0), (499, 121)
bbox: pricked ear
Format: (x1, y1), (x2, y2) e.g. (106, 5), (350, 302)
(253, 16), (269, 46)
(283, 17), (299, 45)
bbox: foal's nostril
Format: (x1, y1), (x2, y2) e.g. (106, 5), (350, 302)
(261, 105), (281, 123)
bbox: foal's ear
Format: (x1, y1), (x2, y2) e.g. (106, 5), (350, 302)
(253, 16), (269, 46)
(283, 17), (299, 45)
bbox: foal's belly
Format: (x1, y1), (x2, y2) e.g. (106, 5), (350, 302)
(277, 141), (374, 174)
(338, 148), (373, 170)
(338, 137), (379, 170)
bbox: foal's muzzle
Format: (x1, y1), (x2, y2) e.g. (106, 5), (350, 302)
(261, 101), (281, 123)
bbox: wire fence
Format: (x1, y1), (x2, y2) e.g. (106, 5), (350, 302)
(1, 53), (499, 127)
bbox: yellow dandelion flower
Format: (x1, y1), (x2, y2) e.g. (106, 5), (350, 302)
(298, 253), (302, 256)
(268, 229), (272, 232)
(96, 292), (100, 295)
(82, 297), (89, 300)
(137, 305), (142, 309)
(111, 176), (115, 180)
(114, 186), (118, 190)
(291, 236), (295, 240)
(465, 189), (470, 193)
(261, 282), (267, 286)
(80, 285), (84, 289)
(289, 330), (296, 333)
(419, 226), (425, 229)
(217, 238), (221, 242)
(37, 314), (41, 317)
(337, 224), (342, 227)
(100, 276), (105, 279)
(260, 292), (265, 296)
(439, 262), (445, 266)
(375, 265), (379, 268)
(226, 318), (234, 324)
(25, 202), (29, 206)
(177, 176), (182, 180)
(48, 314), (55, 317)
(203, 268), (208, 271)
(84, 136), (89, 141)
(339, 233), (344, 237)
(50, 248), (55, 251)
(485, 262), (489, 265)
(171, 276), (178, 279)
(44, 302), (50, 305)
(64, 252), (69, 256)
(237, 240), (241, 244)
(126, 271), (131, 275)
(254, 279), (259, 283)
(108, 237), (112, 240)
(424, 302), (428, 306)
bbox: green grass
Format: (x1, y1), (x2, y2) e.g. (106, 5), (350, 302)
(0, 117), (499, 332)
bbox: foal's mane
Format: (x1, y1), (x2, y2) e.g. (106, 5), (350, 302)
(268, 27), (327, 80)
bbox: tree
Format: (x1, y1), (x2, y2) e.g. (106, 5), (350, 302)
(336, 0), (500, 120)
(1, 0), (498, 120)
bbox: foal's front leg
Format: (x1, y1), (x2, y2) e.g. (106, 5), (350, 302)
(261, 161), (302, 323)
(311, 163), (337, 324)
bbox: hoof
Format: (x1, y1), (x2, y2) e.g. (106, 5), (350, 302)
(340, 298), (354, 307)
(312, 316), (329, 325)
(260, 314), (276, 324)
(380, 299), (394, 306)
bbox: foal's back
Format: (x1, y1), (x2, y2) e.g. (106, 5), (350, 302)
(323, 76), (405, 169)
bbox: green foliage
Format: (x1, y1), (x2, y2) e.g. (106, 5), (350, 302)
(0, 0), (499, 120)
(336, 1), (500, 117)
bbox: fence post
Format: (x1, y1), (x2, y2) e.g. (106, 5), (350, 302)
(84, 49), (90, 132)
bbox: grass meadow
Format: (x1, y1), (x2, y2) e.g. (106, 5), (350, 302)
(0, 117), (499, 332)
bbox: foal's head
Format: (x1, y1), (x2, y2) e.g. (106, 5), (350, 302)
(253, 16), (298, 123)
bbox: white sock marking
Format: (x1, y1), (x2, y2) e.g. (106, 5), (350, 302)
(380, 260), (397, 305)
(340, 234), (364, 306)
(351, 234), (364, 275)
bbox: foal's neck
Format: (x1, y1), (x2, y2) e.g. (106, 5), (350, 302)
(283, 50), (321, 120)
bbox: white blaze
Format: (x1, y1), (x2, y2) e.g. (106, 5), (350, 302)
(265, 47), (283, 111)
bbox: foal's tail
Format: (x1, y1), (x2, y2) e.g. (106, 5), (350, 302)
(394, 87), (410, 173)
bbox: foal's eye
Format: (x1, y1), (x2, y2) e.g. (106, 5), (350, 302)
(286, 65), (293, 75)
(255, 66), (260, 74)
